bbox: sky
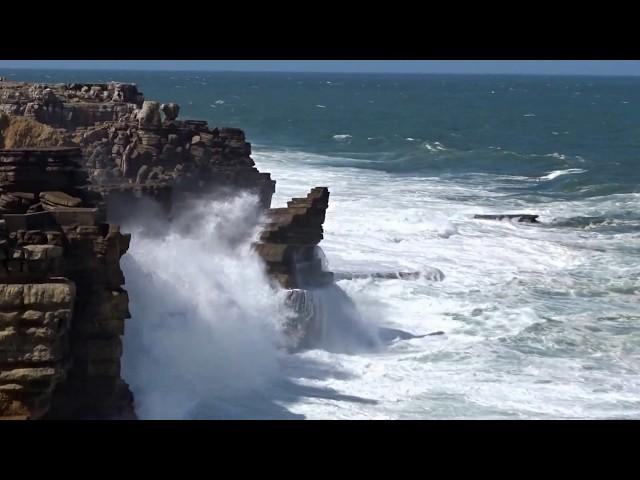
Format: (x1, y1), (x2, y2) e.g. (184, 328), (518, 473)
(1, 60), (640, 76)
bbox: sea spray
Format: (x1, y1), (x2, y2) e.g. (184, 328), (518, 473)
(120, 193), (290, 419)
(119, 192), (382, 418)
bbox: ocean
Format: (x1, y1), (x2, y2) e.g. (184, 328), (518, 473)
(6, 69), (639, 419)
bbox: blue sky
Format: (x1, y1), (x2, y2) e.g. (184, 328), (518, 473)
(1, 60), (640, 76)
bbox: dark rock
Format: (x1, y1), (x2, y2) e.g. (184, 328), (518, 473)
(474, 214), (540, 223)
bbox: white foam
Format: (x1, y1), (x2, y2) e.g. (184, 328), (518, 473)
(333, 134), (352, 141)
(121, 194), (291, 419)
(422, 141), (447, 152)
(251, 147), (640, 419)
(540, 168), (587, 181)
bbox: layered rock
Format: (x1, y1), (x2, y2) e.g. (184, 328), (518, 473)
(0, 147), (132, 419)
(71, 117), (275, 217)
(255, 187), (332, 289)
(0, 281), (74, 419)
(1, 80), (275, 214)
(0, 80), (143, 130)
(0, 79), (326, 417)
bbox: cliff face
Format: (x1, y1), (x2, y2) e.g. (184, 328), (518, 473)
(71, 102), (275, 216)
(0, 80), (276, 217)
(255, 187), (333, 289)
(254, 187), (336, 351)
(0, 148), (133, 419)
(0, 79), (333, 418)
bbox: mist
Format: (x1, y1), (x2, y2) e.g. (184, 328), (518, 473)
(120, 193), (290, 419)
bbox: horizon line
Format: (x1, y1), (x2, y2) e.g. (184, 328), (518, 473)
(3, 67), (640, 78)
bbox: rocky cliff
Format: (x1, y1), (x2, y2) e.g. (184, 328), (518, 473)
(0, 80), (142, 130)
(0, 147), (133, 419)
(0, 80), (276, 217)
(253, 187), (337, 351)
(0, 79), (332, 418)
(254, 187), (333, 289)
(71, 103), (275, 216)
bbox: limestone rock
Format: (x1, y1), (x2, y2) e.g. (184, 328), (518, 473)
(40, 191), (83, 209)
(0, 142), (133, 420)
(137, 101), (162, 129)
(255, 187), (331, 289)
(161, 103), (180, 121)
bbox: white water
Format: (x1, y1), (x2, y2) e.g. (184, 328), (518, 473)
(120, 194), (292, 419)
(539, 168), (587, 181)
(119, 192), (381, 419)
(249, 148), (640, 419)
(120, 147), (640, 419)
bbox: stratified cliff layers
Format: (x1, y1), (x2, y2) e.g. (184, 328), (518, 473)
(0, 147), (132, 419)
(0, 80), (276, 215)
(255, 187), (332, 290)
(0, 79), (330, 418)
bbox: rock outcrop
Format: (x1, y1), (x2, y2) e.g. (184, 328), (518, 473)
(255, 187), (332, 289)
(72, 118), (275, 216)
(254, 187), (337, 350)
(0, 78), (330, 417)
(0, 147), (133, 419)
(1, 80), (276, 217)
(0, 80), (143, 130)
(474, 214), (540, 223)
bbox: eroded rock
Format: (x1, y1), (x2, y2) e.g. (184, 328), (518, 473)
(0, 147), (133, 420)
(255, 187), (331, 289)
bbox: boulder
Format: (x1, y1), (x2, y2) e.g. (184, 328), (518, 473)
(39, 191), (83, 209)
(137, 101), (162, 129)
(161, 103), (180, 121)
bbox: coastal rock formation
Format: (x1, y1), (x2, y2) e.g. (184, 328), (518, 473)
(0, 79), (326, 417)
(1, 81), (276, 216)
(474, 214), (540, 223)
(161, 103), (180, 122)
(255, 187), (332, 289)
(0, 147), (133, 419)
(0, 80), (143, 130)
(73, 119), (276, 217)
(254, 187), (338, 351)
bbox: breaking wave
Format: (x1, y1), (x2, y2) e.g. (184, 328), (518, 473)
(120, 194), (289, 419)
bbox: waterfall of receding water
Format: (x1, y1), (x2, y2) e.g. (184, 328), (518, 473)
(283, 246), (382, 353)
